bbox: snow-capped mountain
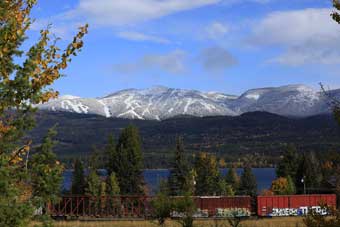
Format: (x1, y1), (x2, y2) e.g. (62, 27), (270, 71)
(36, 84), (337, 120)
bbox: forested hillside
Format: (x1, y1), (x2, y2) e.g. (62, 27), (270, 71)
(29, 111), (340, 168)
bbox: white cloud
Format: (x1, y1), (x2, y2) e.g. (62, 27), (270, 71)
(198, 46), (237, 71)
(65, 0), (276, 27)
(269, 46), (340, 66)
(117, 31), (170, 44)
(250, 8), (340, 66)
(114, 50), (187, 74)
(70, 0), (220, 26)
(114, 47), (237, 75)
(221, 0), (274, 6)
(252, 8), (339, 46)
(205, 22), (229, 40)
(32, 0), (277, 42)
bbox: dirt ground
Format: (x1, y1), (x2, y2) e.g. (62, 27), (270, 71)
(31, 217), (305, 227)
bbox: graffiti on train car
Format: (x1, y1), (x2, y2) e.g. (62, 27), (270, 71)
(216, 208), (251, 217)
(270, 206), (328, 217)
(171, 208), (251, 218)
(171, 209), (209, 218)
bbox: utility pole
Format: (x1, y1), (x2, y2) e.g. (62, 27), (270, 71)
(301, 176), (306, 194)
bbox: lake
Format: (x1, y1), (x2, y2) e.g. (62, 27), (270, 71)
(63, 168), (276, 195)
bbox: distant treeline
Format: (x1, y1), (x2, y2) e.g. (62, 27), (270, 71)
(30, 111), (340, 169)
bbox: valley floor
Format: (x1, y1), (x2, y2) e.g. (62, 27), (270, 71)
(31, 217), (305, 227)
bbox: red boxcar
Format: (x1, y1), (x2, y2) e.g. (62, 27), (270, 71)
(257, 194), (337, 217)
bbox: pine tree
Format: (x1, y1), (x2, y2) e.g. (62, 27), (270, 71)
(85, 148), (104, 197)
(183, 169), (197, 196)
(85, 170), (101, 197)
(296, 152), (323, 193)
(239, 166), (257, 197)
(106, 134), (117, 175)
(286, 175), (296, 195)
(89, 145), (102, 170)
(168, 136), (189, 196)
(194, 152), (221, 196)
(276, 145), (300, 180)
(85, 169), (102, 214)
(114, 125), (144, 195)
(106, 172), (120, 196)
(225, 166), (240, 192)
(30, 126), (63, 209)
(71, 159), (86, 195)
(218, 179), (235, 196)
(105, 172), (120, 214)
(0, 1), (87, 225)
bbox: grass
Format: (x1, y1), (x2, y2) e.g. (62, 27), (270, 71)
(31, 217), (305, 227)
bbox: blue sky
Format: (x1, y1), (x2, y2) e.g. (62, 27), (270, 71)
(28, 0), (340, 97)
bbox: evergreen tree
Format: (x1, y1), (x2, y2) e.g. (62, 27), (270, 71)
(183, 169), (197, 196)
(89, 145), (102, 170)
(335, 166), (340, 208)
(296, 152), (323, 193)
(168, 136), (189, 196)
(276, 145), (300, 180)
(159, 179), (170, 195)
(105, 172), (120, 213)
(30, 126), (63, 209)
(225, 166), (240, 192)
(106, 134), (117, 175)
(286, 175), (296, 195)
(0, 1), (87, 226)
(218, 179), (235, 196)
(85, 148), (104, 197)
(106, 172), (120, 196)
(85, 169), (103, 213)
(85, 170), (101, 197)
(239, 166), (257, 197)
(71, 159), (86, 195)
(100, 181), (106, 197)
(194, 152), (221, 196)
(114, 125), (144, 194)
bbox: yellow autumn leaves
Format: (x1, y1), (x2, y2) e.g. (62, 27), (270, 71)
(0, 0), (88, 165)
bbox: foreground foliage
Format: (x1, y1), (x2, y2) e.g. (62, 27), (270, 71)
(304, 207), (340, 227)
(150, 192), (173, 227)
(0, 0), (87, 226)
(30, 126), (63, 212)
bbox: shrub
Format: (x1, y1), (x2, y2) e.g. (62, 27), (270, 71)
(303, 206), (340, 227)
(150, 192), (173, 226)
(173, 194), (196, 227)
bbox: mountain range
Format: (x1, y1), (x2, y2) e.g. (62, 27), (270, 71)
(37, 84), (338, 120)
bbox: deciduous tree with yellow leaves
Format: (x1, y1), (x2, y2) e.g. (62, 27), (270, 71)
(0, 0), (88, 226)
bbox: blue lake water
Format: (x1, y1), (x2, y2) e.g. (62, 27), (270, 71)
(63, 168), (276, 195)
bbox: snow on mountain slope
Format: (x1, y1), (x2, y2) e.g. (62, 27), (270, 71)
(98, 86), (236, 120)
(36, 85), (336, 120)
(231, 84), (323, 116)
